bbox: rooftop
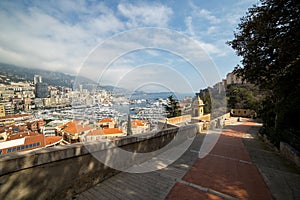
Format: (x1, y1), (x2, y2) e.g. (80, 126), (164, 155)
(131, 120), (145, 127)
(62, 121), (92, 134)
(99, 118), (114, 123)
(7, 131), (39, 140)
(86, 128), (123, 136)
(45, 136), (63, 146)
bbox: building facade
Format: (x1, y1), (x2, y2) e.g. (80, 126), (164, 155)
(35, 82), (49, 98)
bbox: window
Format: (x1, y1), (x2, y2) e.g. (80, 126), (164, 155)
(37, 142), (41, 146)
(29, 144), (33, 148)
(21, 146), (25, 150)
(0, 149), (2, 155)
(7, 148), (11, 153)
(12, 147), (17, 152)
(33, 143), (36, 147)
(25, 145), (29, 149)
(17, 146), (21, 151)
(244, 111), (247, 114)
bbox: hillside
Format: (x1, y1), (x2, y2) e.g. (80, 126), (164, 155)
(0, 63), (94, 88)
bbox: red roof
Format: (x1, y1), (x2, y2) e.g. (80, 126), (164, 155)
(99, 118), (113, 123)
(45, 136), (63, 145)
(7, 131), (39, 140)
(131, 120), (146, 127)
(62, 121), (92, 135)
(87, 128), (123, 136)
(103, 128), (123, 134)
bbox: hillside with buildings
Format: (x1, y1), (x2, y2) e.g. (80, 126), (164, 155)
(0, 63), (94, 88)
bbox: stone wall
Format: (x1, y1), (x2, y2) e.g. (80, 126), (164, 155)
(280, 142), (300, 168)
(231, 109), (256, 118)
(200, 113), (211, 121)
(166, 115), (191, 125)
(0, 125), (196, 200)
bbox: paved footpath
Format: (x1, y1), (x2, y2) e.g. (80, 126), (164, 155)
(166, 120), (300, 200)
(76, 120), (300, 200)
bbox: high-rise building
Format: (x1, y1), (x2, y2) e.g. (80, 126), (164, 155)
(0, 103), (5, 117)
(34, 75), (49, 98)
(35, 82), (49, 98)
(4, 103), (14, 116)
(34, 75), (42, 85)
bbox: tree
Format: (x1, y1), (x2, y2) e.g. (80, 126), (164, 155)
(228, 0), (300, 149)
(198, 88), (211, 114)
(226, 84), (263, 112)
(228, 0), (299, 92)
(165, 95), (181, 118)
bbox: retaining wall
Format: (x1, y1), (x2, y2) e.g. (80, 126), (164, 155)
(280, 142), (300, 168)
(0, 125), (196, 200)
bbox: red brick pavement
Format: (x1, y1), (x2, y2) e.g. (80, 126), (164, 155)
(166, 120), (274, 200)
(166, 182), (223, 200)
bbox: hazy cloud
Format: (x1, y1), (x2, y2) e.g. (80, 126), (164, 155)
(0, 0), (258, 91)
(118, 2), (173, 28)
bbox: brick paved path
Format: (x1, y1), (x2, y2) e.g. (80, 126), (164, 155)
(76, 120), (300, 200)
(166, 121), (274, 200)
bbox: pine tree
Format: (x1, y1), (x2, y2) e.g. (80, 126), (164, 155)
(165, 95), (181, 118)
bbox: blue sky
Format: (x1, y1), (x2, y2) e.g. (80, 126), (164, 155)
(0, 0), (258, 93)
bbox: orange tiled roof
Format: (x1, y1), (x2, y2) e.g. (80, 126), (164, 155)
(7, 131), (39, 140)
(45, 136), (63, 145)
(63, 121), (92, 135)
(103, 128), (123, 134)
(131, 120), (145, 126)
(99, 118), (113, 123)
(87, 128), (123, 136)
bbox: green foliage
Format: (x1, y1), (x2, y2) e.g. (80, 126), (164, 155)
(198, 87), (227, 118)
(226, 84), (263, 113)
(165, 95), (181, 118)
(228, 0), (300, 149)
(228, 0), (299, 92)
(198, 89), (211, 114)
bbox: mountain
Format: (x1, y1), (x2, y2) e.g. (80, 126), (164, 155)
(99, 85), (132, 95)
(0, 63), (95, 88)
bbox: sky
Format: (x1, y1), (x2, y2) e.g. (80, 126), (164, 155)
(0, 0), (259, 93)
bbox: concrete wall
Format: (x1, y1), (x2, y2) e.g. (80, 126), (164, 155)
(166, 115), (191, 125)
(0, 125), (196, 200)
(200, 114), (211, 121)
(280, 142), (300, 168)
(231, 109), (256, 118)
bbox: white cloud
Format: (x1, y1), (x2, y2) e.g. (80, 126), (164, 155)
(0, 1), (127, 74)
(198, 9), (221, 24)
(117, 2), (173, 27)
(0, 0), (258, 91)
(185, 16), (195, 36)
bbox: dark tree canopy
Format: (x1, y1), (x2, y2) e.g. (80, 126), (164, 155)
(226, 84), (263, 112)
(198, 88), (211, 114)
(165, 95), (181, 118)
(228, 0), (299, 93)
(228, 0), (300, 149)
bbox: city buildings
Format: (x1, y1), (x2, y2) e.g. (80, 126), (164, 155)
(85, 128), (124, 141)
(0, 131), (63, 155)
(35, 82), (49, 98)
(0, 73), (173, 155)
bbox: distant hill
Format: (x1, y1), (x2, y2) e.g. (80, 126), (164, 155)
(0, 63), (95, 88)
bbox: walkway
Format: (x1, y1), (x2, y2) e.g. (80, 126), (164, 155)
(75, 120), (300, 200)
